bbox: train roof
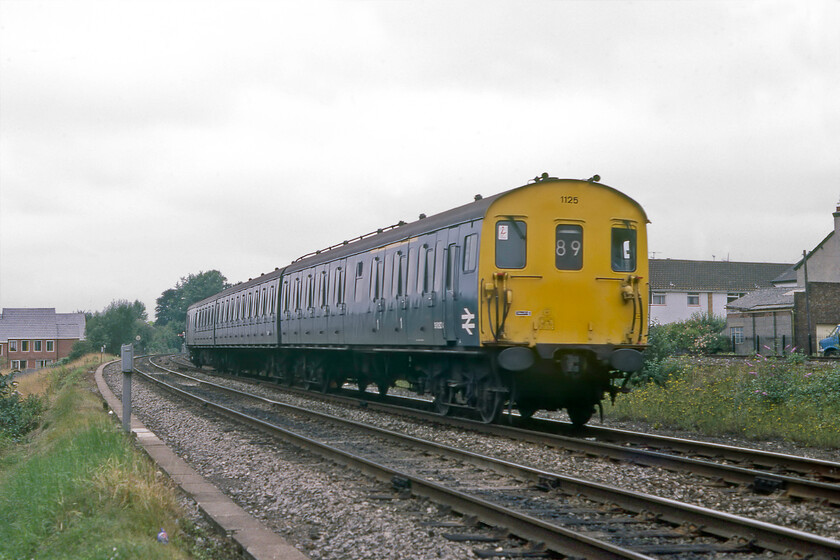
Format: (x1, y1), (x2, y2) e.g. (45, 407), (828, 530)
(188, 177), (647, 310)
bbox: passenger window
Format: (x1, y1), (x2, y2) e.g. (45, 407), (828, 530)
(434, 241), (444, 292)
(446, 244), (457, 291)
(611, 227), (637, 272)
(355, 261), (365, 302)
(555, 225), (583, 270)
(370, 258), (383, 301)
(423, 247), (433, 294)
(463, 234), (477, 273)
(307, 274), (315, 309)
(334, 267), (345, 305)
(398, 254), (406, 297)
(495, 220), (527, 269)
(391, 253), (401, 298)
(408, 248), (418, 295)
(320, 271), (328, 308)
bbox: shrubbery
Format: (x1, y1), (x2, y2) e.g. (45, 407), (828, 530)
(0, 372), (45, 442)
(631, 313), (728, 386)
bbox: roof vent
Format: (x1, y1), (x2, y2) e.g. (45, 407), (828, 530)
(474, 194), (482, 201)
(419, 213), (427, 219)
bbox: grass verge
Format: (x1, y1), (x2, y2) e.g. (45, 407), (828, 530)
(607, 355), (840, 448)
(0, 357), (243, 560)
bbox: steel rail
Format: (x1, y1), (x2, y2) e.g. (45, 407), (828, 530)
(166, 355), (840, 502)
(135, 359), (651, 559)
(141, 357), (840, 559)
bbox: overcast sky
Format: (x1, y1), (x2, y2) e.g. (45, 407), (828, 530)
(1, 0), (838, 320)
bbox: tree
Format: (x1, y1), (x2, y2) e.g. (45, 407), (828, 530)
(155, 270), (229, 327)
(79, 300), (149, 355)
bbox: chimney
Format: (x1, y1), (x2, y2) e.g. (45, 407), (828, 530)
(835, 200), (840, 236)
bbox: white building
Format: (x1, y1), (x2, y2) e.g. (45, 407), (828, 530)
(648, 259), (793, 325)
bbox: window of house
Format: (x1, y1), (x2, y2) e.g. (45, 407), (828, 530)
(21, 340), (29, 352)
(11, 360), (20, 370)
(9, 340), (16, 352)
(687, 293), (700, 306)
(611, 226), (636, 272)
(730, 326), (744, 344)
(727, 292), (745, 303)
(495, 220), (527, 269)
(46, 340), (54, 352)
(651, 293), (666, 305)
(555, 225), (583, 270)
(34, 340), (42, 352)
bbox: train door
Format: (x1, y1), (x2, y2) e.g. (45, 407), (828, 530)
(457, 226), (480, 347)
(380, 245), (408, 345)
(312, 265), (328, 343)
(430, 237), (447, 346)
(370, 251), (387, 344)
(443, 233), (460, 344)
(405, 237), (429, 344)
(393, 248), (408, 344)
(301, 269), (316, 343)
(326, 260), (347, 344)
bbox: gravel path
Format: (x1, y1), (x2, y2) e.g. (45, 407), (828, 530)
(104, 361), (840, 559)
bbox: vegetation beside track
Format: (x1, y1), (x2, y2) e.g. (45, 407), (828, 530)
(607, 352), (840, 448)
(0, 356), (243, 560)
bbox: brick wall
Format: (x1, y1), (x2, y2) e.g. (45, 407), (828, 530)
(794, 282), (840, 353)
(4, 337), (81, 369)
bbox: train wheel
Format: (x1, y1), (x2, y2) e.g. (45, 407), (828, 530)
(356, 376), (370, 394)
(377, 382), (389, 396)
(305, 363), (330, 393)
(475, 375), (502, 424)
(432, 376), (451, 416)
(567, 405), (594, 427)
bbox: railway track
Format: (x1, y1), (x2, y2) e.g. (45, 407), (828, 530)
(168, 355), (840, 504)
(133, 356), (840, 559)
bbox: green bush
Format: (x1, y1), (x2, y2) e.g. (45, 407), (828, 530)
(631, 314), (728, 386)
(0, 373), (45, 442)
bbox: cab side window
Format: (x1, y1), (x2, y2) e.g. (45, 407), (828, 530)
(611, 227), (637, 272)
(495, 220), (527, 269)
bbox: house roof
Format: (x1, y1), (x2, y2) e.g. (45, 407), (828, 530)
(794, 230), (835, 270)
(771, 264), (799, 285)
(725, 287), (797, 312)
(650, 259), (793, 292)
(0, 308), (86, 342)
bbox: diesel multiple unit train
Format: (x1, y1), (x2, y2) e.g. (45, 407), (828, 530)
(186, 174), (649, 425)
